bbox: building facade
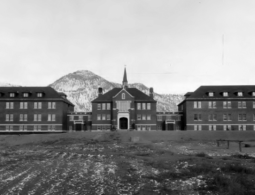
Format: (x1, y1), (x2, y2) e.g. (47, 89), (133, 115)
(178, 86), (255, 131)
(0, 87), (74, 132)
(90, 68), (158, 130)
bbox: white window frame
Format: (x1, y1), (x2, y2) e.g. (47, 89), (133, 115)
(97, 103), (101, 110)
(34, 114), (38, 121)
(142, 114), (146, 120)
(157, 115), (162, 121)
(37, 93), (43, 97)
(208, 92), (214, 97)
(23, 93), (29, 97)
(142, 103), (146, 110)
(24, 114), (27, 121)
(147, 103), (151, 110)
(102, 103), (106, 110)
(107, 103), (111, 110)
(107, 114), (110, 120)
(237, 92), (243, 97)
(122, 93), (125, 99)
(97, 114), (101, 120)
(223, 92), (228, 97)
(137, 114), (141, 120)
(20, 114), (23, 121)
(102, 114), (106, 120)
(10, 93), (15, 97)
(147, 115), (151, 120)
(137, 103), (141, 110)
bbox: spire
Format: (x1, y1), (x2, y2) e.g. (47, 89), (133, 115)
(122, 67), (128, 88)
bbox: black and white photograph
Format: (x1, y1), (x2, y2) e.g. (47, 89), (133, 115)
(0, 0), (255, 194)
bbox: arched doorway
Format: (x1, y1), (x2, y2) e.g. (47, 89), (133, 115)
(119, 117), (128, 129)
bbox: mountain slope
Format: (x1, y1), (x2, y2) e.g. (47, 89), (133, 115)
(49, 70), (184, 112)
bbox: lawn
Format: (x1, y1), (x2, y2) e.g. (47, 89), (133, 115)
(0, 131), (255, 195)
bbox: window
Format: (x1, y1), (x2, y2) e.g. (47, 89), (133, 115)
(20, 114), (23, 121)
(48, 114), (56, 121)
(6, 114), (9, 121)
(223, 101), (231, 109)
(102, 114), (106, 120)
(142, 126), (146, 131)
(137, 114), (141, 120)
(238, 101), (246, 108)
(253, 102), (255, 108)
(157, 115), (162, 121)
(88, 115), (91, 121)
(23, 93), (29, 97)
(253, 114), (255, 121)
(147, 103), (151, 110)
(208, 92), (214, 97)
(9, 114), (13, 121)
(209, 125), (217, 131)
(107, 114), (110, 120)
(237, 92), (243, 97)
(209, 125), (212, 131)
(209, 101), (216, 108)
(194, 114), (202, 121)
(147, 126), (151, 131)
(213, 125), (216, 131)
(142, 115), (146, 120)
(223, 114), (231, 121)
(147, 115), (151, 120)
(137, 103), (141, 110)
(137, 126), (141, 131)
(38, 102), (42, 109)
(107, 103), (111, 110)
(223, 92), (228, 97)
(78, 116), (83, 120)
(10, 93), (15, 97)
(238, 114), (247, 121)
(70, 116), (74, 121)
(24, 114), (27, 121)
(253, 92), (255, 96)
(194, 101), (201, 109)
(102, 103), (106, 110)
(34, 102), (38, 109)
(239, 125), (246, 131)
(6, 102), (14, 109)
(198, 125), (202, 131)
(34, 114), (38, 121)
(38, 114), (42, 121)
(122, 93), (125, 99)
(142, 103), (146, 110)
(97, 126), (101, 130)
(97, 114), (101, 120)
(97, 104), (101, 110)
(48, 102), (56, 109)
(37, 93), (43, 97)
(208, 114), (217, 121)
(194, 125), (197, 131)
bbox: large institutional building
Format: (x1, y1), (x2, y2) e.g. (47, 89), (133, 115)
(2, 70), (254, 132)
(178, 86), (255, 131)
(0, 87), (74, 132)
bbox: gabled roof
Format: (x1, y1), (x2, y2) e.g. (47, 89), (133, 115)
(0, 87), (74, 106)
(91, 87), (156, 102)
(187, 85), (255, 99)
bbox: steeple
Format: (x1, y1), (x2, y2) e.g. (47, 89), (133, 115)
(122, 67), (128, 88)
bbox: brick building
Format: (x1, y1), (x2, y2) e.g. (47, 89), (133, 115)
(178, 86), (255, 131)
(90, 68), (158, 130)
(0, 87), (74, 132)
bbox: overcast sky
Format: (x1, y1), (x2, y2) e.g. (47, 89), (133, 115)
(0, 0), (255, 94)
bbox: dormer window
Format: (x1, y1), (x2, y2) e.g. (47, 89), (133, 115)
(23, 93), (29, 97)
(122, 93), (125, 99)
(10, 93), (15, 97)
(223, 92), (228, 97)
(237, 92), (243, 97)
(252, 92), (255, 96)
(37, 93), (43, 97)
(208, 92), (214, 97)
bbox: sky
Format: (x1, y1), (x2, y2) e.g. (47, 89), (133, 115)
(0, 0), (255, 94)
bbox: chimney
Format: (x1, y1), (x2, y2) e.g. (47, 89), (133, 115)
(149, 87), (154, 98)
(98, 87), (103, 96)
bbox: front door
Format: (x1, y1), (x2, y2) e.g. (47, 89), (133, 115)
(75, 123), (82, 131)
(166, 123), (174, 130)
(119, 117), (128, 129)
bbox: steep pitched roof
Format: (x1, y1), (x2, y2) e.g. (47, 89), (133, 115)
(0, 87), (74, 106)
(91, 87), (156, 102)
(187, 85), (255, 99)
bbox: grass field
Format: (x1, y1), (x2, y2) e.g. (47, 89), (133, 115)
(1, 131), (255, 195)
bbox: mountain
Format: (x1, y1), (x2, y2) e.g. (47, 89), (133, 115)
(49, 70), (184, 112)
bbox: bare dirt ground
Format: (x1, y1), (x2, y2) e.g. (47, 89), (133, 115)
(1, 132), (255, 195)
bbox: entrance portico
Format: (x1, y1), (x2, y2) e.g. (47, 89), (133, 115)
(117, 112), (130, 129)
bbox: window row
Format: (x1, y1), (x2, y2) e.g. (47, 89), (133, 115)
(194, 125), (250, 131)
(97, 103), (111, 110)
(6, 102), (56, 109)
(194, 113), (255, 121)
(207, 91), (255, 97)
(137, 114), (151, 120)
(5, 125), (57, 131)
(97, 114), (111, 120)
(69, 115), (91, 121)
(157, 115), (181, 121)
(0, 92), (44, 98)
(137, 103), (151, 110)
(96, 125), (111, 130)
(136, 125), (151, 131)
(194, 101), (255, 109)
(5, 114), (56, 121)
